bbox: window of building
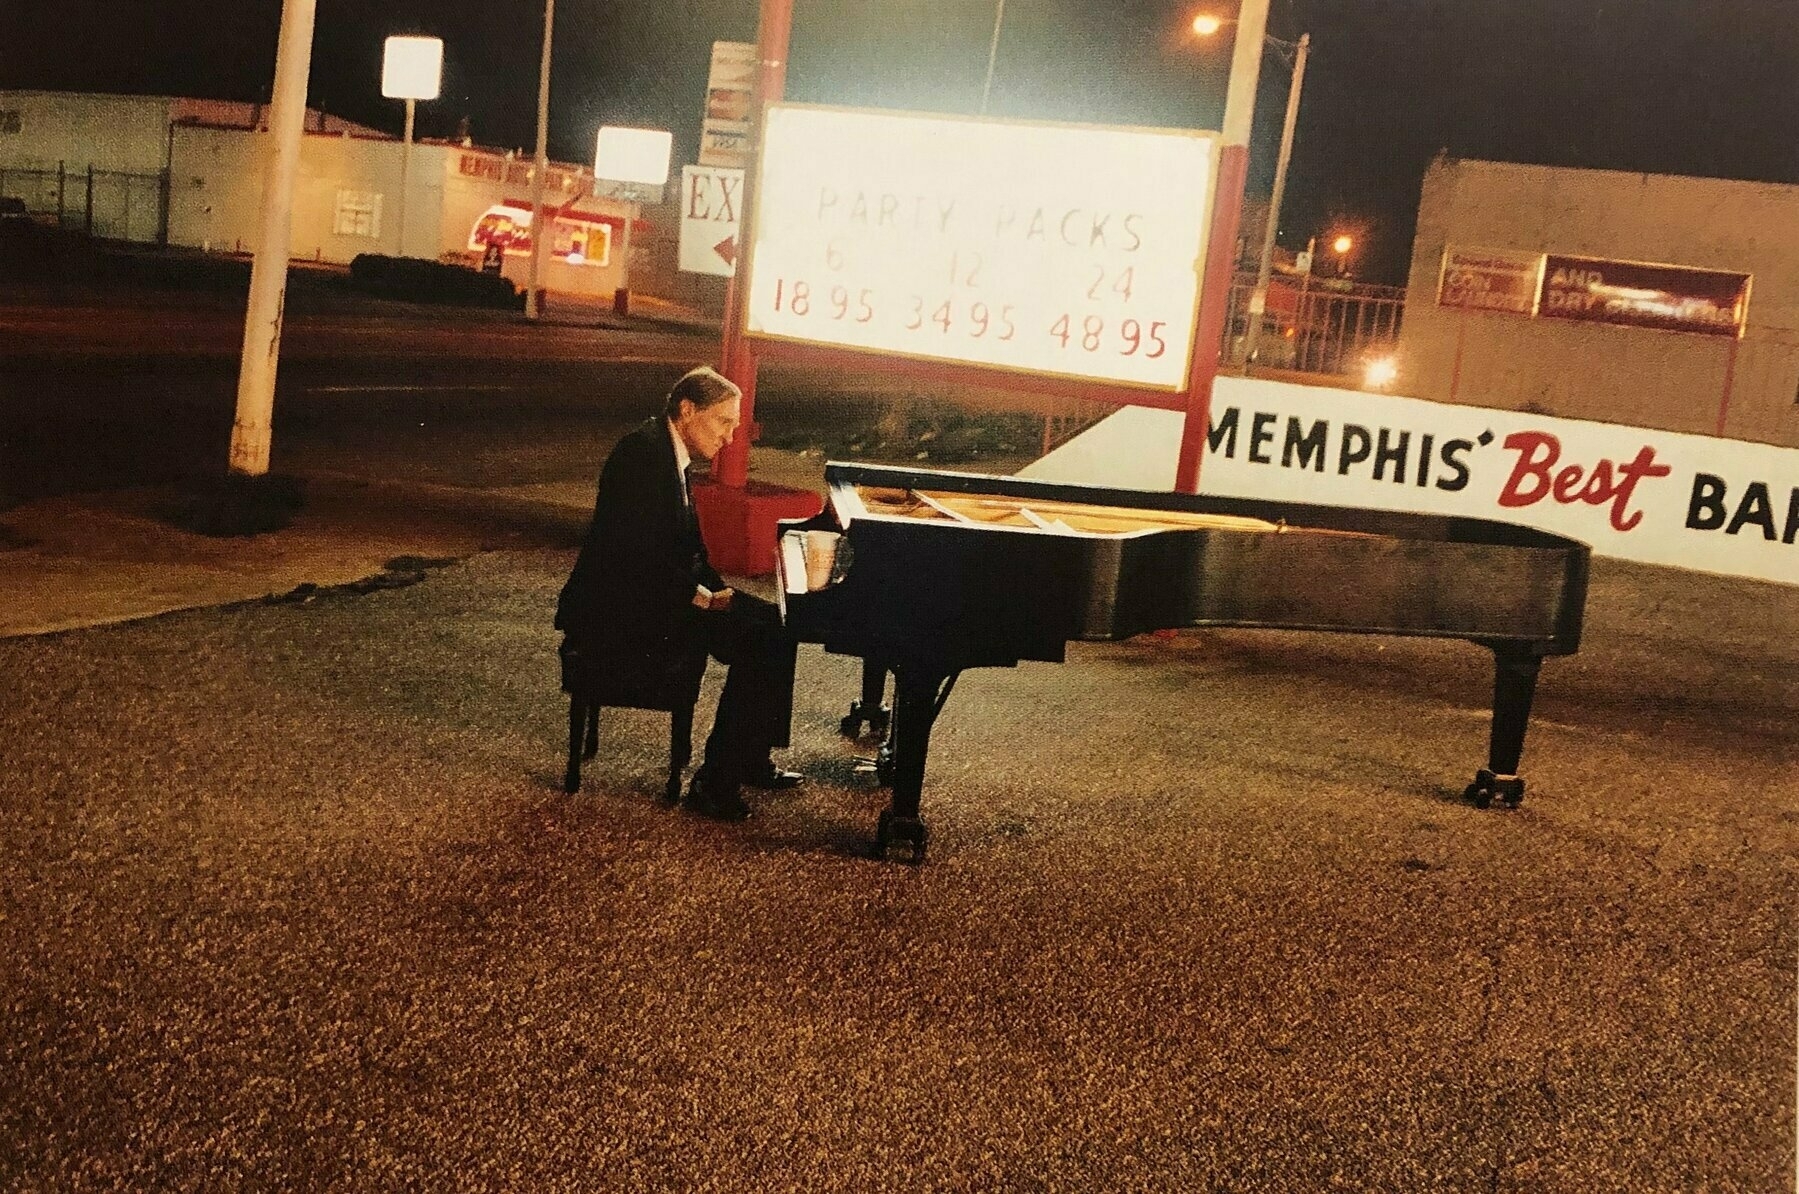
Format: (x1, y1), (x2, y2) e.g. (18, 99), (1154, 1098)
(333, 189), (382, 238)
(0, 111), (22, 134)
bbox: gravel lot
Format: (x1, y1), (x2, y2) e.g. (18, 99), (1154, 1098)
(1, 548), (1793, 1191)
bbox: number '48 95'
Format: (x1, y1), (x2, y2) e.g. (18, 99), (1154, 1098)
(1048, 315), (1167, 356)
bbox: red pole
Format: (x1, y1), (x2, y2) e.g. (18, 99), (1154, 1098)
(1174, 0), (1269, 495)
(714, 0), (792, 489)
(1175, 144), (1248, 493)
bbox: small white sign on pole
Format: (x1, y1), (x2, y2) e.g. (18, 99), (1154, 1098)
(381, 36), (443, 100)
(744, 104), (1217, 390)
(700, 41), (757, 170)
(680, 164), (744, 277)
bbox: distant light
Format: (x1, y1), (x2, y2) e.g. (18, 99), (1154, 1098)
(1332, 234), (1353, 254)
(1364, 355), (1398, 389)
(1192, 14), (1225, 36)
(381, 36), (443, 101)
(595, 126), (673, 186)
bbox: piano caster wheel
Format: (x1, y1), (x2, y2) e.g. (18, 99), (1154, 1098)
(876, 810), (928, 865)
(839, 701), (891, 739)
(1465, 769), (1525, 809)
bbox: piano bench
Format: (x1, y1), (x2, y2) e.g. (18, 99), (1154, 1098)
(559, 639), (706, 804)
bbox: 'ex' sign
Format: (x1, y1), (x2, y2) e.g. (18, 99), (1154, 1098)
(679, 164), (744, 277)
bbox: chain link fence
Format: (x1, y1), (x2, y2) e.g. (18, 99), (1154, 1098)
(0, 163), (167, 243)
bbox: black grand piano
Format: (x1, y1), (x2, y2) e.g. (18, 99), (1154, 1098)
(778, 462), (1590, 862)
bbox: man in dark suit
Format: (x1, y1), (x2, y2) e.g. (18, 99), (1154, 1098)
(555, 365), (801, 821)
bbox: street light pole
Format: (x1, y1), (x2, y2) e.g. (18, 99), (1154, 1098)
(1243, 32), (1308, 368)
(526, 0), (555, 320)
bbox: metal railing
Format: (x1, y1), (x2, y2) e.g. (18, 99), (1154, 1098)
(1223, 272), (1405, 379)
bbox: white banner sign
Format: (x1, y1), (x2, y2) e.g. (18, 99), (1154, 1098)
(745, 104), (1216, 390)
(1022, 377), (1798, 588)
(679, 164), (743, 277)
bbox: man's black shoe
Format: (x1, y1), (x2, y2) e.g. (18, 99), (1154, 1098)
(744, 760), (804, 790)
(685, 772), (751, 821)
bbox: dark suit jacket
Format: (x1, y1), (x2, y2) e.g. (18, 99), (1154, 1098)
(555, 418), (723, 674)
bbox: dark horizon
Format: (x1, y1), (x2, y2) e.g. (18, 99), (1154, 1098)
(4, 1), (1796, 284)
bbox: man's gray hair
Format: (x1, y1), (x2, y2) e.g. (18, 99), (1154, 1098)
(665, 365), (741, 418)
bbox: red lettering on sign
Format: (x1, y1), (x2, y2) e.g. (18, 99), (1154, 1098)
(1497, 431), (1671, 532)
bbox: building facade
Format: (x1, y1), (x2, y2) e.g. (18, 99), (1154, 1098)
(1396, 155), (1799, 448)
(0, 90), (648, 301)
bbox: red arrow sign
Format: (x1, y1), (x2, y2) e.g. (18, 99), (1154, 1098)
(713, 235), (738, 267)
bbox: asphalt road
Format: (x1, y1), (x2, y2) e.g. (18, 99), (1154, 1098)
(0, 290), (716, 502)
(0, 546), (1793, 1191)
(1, 269), (1793, 1189)
(0, 280), (1089, 505)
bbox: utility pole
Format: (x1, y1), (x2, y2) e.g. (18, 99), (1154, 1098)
(228, 0), (316, 479)
(526, 0), (555, 320)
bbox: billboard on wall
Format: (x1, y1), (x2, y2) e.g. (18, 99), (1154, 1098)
(1539, 254), (1750, 338)
(1022, 377), (1798, 589)
(743, 104), (1217, 391)
(1437, 246), (1542, 315)
(1437, 245), (1751, 338)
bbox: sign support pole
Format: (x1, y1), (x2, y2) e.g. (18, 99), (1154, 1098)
(714, 0), (790, 490)
(1175, 0), (1270, 494)
(688, 0), (820, 577)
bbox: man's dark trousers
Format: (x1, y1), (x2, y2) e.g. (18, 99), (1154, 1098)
(696, 591), (796, 787)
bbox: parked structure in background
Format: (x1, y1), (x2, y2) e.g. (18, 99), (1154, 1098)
(0, 91), (378, 243)
(1398, 156), (1798, 448)
(0, 89), (659, 306)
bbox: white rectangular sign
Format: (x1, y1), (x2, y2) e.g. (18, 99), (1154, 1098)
(744, 104), (1216, 390)
(680, 164), (743, 277)
(1022, 378), (1799, 588)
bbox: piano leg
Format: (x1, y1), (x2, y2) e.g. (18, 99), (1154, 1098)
(875, 667), (956, 864)
(840, 658), (892, 739)
(1467, 646), (1542, 809)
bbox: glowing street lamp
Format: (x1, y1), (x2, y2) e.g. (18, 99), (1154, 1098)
(1192, 13), (1310, 367)
(1332, 233), (1354, 275)
(381, 35), (442, 258)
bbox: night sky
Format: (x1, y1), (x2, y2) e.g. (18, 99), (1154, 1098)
(4, 1), (1797, 283)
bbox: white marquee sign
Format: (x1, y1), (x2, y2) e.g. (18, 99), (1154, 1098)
(744, 104), (1217, 390)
